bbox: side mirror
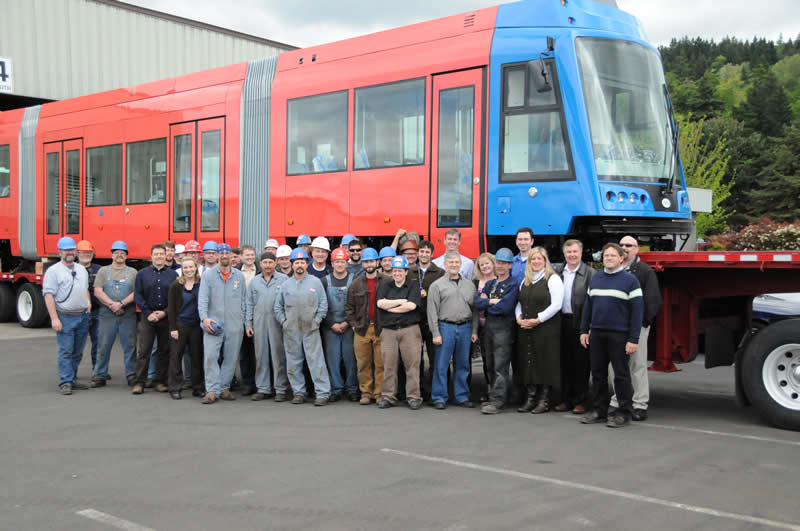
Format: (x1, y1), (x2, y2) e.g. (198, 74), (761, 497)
(530, 59), (552, 93)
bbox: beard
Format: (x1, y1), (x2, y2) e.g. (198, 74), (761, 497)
(63, 255), (75, 263)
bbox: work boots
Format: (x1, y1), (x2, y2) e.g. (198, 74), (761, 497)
(517, 385), (538, 413)
(531, 385), (551, 414)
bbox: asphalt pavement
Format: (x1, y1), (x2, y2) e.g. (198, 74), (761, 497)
(1, 323), (798, 531)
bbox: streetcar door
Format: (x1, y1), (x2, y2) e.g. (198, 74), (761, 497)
(169, 118), (225, 245)
(429, 69), (484, 256)
(43, 139), (83, 255)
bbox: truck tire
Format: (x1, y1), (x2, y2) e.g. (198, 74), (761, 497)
(16, 283), (49, 328)
(741, 319), (800, 430)
(0, 283), (15, 322)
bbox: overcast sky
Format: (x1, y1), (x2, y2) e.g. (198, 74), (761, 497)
(128, 0), (800, 49)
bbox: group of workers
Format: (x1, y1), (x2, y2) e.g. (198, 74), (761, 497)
(42, 226), (661, 427)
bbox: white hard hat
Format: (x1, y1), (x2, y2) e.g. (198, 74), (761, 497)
(276, 245), (292, 258)
(264, 238), (279, 249)
(310, 236), (331, 252)
(174, 244), (185, 255)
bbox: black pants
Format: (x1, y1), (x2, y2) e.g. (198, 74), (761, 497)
(589, 329), (633, 418)
(560, 316), (590, 405)
(478, 323), (494, 393)
(487, 316), (515, 408)
(239, 334), (256, 389)
(168, 323), (204, 393)
(135, 317), (170, 385)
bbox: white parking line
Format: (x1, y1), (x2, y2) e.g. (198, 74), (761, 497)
(558, 415), (800, 446)
(76, 509), (155, 531)
(381, 448), (800, 531)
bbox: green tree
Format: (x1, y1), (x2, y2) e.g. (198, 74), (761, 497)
(738, 68), (791, 136)
(749, 122), (800, 221)
(715, 63), (749, 114)
(771, 54), (800, 119)
(678, 116), (734, 236)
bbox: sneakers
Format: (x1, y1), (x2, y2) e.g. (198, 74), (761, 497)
(131, 384), (144, 395)
(632, 408), (648, 421)
(153, 383), (168, 393)
(274, 393), (289, 403)
(607, 414), (630, 428)
(457, 401), (475, 408)
(580, 411), (607, 424)
(480, 403), (498, 415)
(359, 396), (371, 405)
(60, 383), (72, 395)
(251, 392), (270, 401)
(219, 390), (236, 401)
(378, 399), (393, 409)
(314, 397), (328, 406)
(201, 393), (217, 404)
(291, 395), (305, 405)
(433, 402), (446, 410)
(408, 399), (423, 410)
(71, 381), (89, 390)
(170, 391), (182, 400)
(90, 378), (106, 388)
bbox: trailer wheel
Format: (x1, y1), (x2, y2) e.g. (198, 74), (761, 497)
(741, 319), (800, 430)
(16, 283), (48, 328)
(0, 283), (15, 322)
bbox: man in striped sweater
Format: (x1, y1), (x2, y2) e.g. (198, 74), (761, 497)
(579, 242), (644, 428)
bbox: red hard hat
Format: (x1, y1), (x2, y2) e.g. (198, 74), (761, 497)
(331, 248), (348, 261)
(184, 240), (202, 253)
(76, 240), (94, 252)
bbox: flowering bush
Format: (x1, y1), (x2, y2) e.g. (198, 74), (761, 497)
(704, 218), (800, 250)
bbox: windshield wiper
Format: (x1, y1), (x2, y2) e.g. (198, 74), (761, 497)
(661, 83), (679, 196)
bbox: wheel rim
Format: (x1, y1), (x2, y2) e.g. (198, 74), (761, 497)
(762, 343), (800, 411)
(17, 290), (33, 322)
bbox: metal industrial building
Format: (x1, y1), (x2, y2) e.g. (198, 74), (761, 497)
(0, 0), (296, 110)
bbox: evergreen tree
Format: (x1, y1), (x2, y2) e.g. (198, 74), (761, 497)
(749, 123), (800, 221)
(738, 68), (791, 136)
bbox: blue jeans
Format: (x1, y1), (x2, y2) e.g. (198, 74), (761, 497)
(57, 312), (90, 386)
(92, 310), (137, 380)
(323, 328), (358, 396)
(88, 310), (99, 367)
(432, 322), (472, 404)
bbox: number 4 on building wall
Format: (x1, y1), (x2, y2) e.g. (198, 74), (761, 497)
(0, 58), (13, 93)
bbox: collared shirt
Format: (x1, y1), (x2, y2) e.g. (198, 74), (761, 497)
(427, 274), (478, 338)
(42, 261), (89, 313)
(561, 263), (579, 314)
(134, 265), (178, 317)
(240, 264), (258, 288)
(511, 253), (528, 283)
(432, 253), (474, 280)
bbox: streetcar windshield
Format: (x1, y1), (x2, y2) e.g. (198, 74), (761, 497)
(576, 37), (676, 184)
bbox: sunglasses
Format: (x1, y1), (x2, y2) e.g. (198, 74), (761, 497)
(349, 248), (362, 252)
(620, 243), (637, 248)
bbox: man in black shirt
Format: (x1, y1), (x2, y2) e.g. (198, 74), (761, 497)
(376, 256), (423, 410)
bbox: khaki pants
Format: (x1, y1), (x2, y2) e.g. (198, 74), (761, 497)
(380, 325), (422, 403)
(354, 324), (383, 399)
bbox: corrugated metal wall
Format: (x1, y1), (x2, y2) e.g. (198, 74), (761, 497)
(19, 106), (41, 260)
(0, 0), (292, 101)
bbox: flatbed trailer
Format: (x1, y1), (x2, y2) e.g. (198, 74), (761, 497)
(640, 251), (800, 430)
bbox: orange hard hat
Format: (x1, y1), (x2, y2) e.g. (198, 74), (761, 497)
(399, 239), (419, 252)
(331, 248), (349, 261)
(76, 240), (94, 252)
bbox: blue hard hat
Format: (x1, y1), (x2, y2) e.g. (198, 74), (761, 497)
(361, 247), (379, 261)
(209, 320), (224, 335)
(203, 240), (218, 252)
(390, 255), (409, 270)
(341, 234), (356, 246)
(290, 248), (309, 261)
(217, 243), (232, 253)
(296, 234), (311, 245)
(110, 240), (128, 253)
(57, 237), (77, 250)
(379, 246), (397, 259)
(495, 248), (514, 263)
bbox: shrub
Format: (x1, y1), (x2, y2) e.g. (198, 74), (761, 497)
(704, 217), (800, 250)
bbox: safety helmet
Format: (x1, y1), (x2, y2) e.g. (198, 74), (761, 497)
(399, 240), (419, 252)
(330, 248), (348, 261)
(174, 244), (185, 255)
(264, 238), (279, 249)
(276, 245), (292, 258)
(290, 248), (309, 262)
(76, 240), (94, 252)
(57, 237), (77, 250)
(184, 240), (202, 253)
(495, 248), (514, 263)
(209, 320), (224, 335)
(217, 243), (232, 253)
(203, 241), (218, 252)
(379, 246), (397, 259)
(110, 240), (129, 253)
(296, 234), (311, 245)
(341, 234), (356, 246)
(390, 256), (409, 270)
(360, 248), (379, 261)
(310, 236), (331, 252)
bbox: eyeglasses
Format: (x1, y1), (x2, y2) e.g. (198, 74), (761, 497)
(620, 243), (637, 248)
(349, 248), (362, 253)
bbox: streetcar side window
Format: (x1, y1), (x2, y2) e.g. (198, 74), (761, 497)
(500, 59), (574, 183)
(86, 144), (123, 206)
(286, 91), (348, 175)
(354, 78), (425, 169)
(126, 138), (167, 204)
(0, 144), (9, 198)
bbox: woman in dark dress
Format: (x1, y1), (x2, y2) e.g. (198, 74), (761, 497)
(515, 247), (564, 414)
